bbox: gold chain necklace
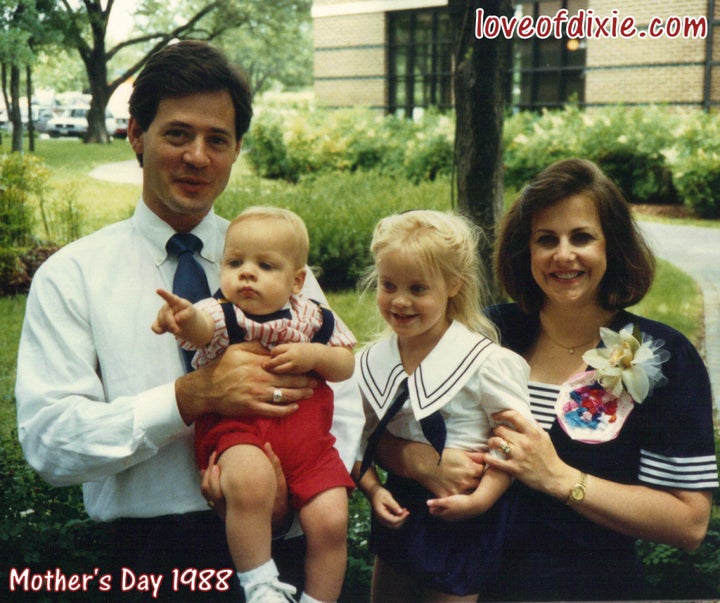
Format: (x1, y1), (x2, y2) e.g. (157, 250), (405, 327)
(542, 329), (599, 355)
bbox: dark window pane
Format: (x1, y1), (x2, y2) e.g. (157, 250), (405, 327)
(513, 0), (587, 109)
(388, 8), (453, 116)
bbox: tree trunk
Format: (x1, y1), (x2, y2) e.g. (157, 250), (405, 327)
(82, 5), (112, 143)
(26, 65), (35, 152)
(10, 64), (22, 153)
(448, 0), (512, 301)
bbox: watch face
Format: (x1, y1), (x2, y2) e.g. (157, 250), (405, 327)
(571, 486), (585, 501)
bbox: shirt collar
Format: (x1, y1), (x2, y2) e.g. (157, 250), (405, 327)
(132, 199), (223, 266)
(359, 321), (496, 420)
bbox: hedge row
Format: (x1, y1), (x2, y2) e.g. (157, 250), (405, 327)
(215, 171), (451, 290)
(245, 100), (720, 217)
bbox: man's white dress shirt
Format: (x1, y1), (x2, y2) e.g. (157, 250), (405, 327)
(15, 200), (362, 521)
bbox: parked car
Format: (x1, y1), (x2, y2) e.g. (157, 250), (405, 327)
(47, 106), (117, 138)
(0, 106), (54, 132)
(34, 108), (55, 133)
(113, 111), (129, 138)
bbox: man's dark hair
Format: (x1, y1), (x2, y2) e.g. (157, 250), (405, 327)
(129, 40), (253, 142)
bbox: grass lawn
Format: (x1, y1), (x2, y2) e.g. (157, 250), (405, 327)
(31, 138), (140, 240)
(2, 137), (718, 601)
(5, 137), (709, 429)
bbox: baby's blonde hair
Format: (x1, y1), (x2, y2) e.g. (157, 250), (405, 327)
(366, 210), (499, 342)
(228, 206), (309, 267)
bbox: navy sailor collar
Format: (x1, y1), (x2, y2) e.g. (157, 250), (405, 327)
(358, 321), (495, 421)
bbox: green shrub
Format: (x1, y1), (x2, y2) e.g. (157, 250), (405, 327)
(0, 153), (49, 248)
(0, 433), (112, 601)
(503, 106), (584, 188)
(638, 522), (720, 599)
(245, 98), (720, 215)
(245, 106), (454, 184)
(579, 106), (679, 204)
(672, 152), (720, 218)
(503, 105), (680, 204)
(216, 171), (452, 290)
(340, 492), (373, 602)
(667, 111), (720, 218)
(0, 247), (59, 296)
(637, 429), (720, 599)
(244, 117), (299, 182)
(0, 249), (26, 294)
(403, 128), (454, 183)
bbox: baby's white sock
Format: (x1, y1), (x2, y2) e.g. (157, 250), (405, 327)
(236, 559), (279, 589)
(299, 593), (334, 603)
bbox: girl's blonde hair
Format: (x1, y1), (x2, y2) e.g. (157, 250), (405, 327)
(365, 210), (499, 342)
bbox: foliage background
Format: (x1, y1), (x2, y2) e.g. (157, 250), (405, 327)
(1, 102), (720, 601)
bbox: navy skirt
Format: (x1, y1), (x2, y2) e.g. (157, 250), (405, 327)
(371, 474), (518, 596)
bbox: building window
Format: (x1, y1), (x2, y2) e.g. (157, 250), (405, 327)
(388, 9), (453, 117)
(512, 0), (587, 110)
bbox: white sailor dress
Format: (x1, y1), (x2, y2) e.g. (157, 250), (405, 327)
(357, 320), (532, 596)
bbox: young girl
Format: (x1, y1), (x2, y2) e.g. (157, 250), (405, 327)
(352, 210), (534, 602)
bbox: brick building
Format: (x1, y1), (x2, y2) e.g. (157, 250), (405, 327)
(312, 0), (720, 114)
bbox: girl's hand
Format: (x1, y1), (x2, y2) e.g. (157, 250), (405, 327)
(375, 435), (485, 497)
(426, 494), (477, 522)
(370, 487), (410, 529)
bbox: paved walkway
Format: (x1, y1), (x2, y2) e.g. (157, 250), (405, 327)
(639, 221), (720, 414)
(89, 159), (142, 185)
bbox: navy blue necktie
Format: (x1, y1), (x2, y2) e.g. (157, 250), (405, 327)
(359, 379), (410, 480)
(166, 233), (211, 371)
(358, 377), (448, 480)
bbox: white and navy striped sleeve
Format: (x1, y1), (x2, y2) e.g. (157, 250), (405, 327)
(635, 319), (718, 490)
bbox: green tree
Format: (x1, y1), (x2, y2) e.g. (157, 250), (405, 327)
(0, 0), (61, 152)
(214, 1), (312, 94)
(448, 0), (513, 299)
(48, 0), (312, 143)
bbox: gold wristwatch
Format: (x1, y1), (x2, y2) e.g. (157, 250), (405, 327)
(567, 472), (588, 504)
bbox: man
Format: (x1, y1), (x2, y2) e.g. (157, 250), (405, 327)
(15, 40), (361, 601)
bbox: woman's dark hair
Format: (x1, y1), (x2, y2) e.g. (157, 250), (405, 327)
(129, 40), (253, 145)
(494, 158), (655, 314)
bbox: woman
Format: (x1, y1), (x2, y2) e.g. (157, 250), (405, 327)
(378, 158), (718, 601)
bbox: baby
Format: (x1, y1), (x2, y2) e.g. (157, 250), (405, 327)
(153, 206), (356, 603)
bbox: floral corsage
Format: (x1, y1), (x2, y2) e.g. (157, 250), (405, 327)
(556, 323), (670, 443)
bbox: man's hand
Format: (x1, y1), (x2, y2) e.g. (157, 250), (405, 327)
(413, 447), (486, 497)
(265, 443), (292, 536)
(175, 342), (316, 425)
(200, 443), (292, 535)
(200, 451), (226, 520)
